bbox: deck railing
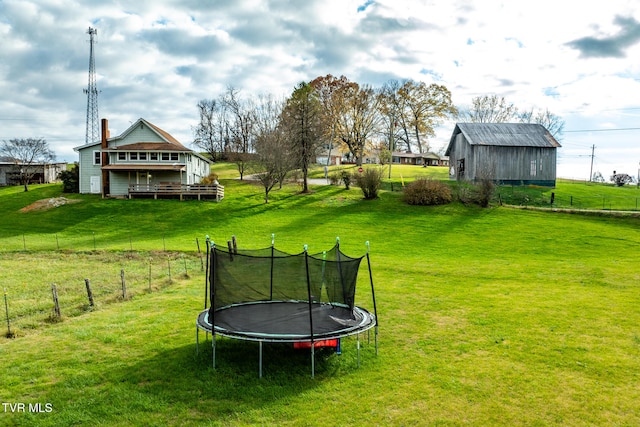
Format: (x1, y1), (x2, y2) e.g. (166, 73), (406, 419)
(128, 183), (224, 201)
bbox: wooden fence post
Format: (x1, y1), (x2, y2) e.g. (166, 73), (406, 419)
(196, 237), (204, 271)
(183, 255), (188, 277)
(120, 269), (127, 299)
(51, 284), (61, 319)
(167, 257), (172, 283)
(84, 279), (94, 307)
(4, 288), (13, 338)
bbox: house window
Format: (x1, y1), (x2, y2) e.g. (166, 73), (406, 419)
(130, 152), (138, 161)
(161, 153), (170, 161)
(150, 153), (158, 161)
(530, 160), (537, 177)
(118, 152), (126, 161)
(170, 153), (179, 161)
(93, 151), (101, 165)
(139, 152), (147, 161)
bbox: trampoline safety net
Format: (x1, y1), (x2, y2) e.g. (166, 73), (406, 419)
(210, 244), (362, 311)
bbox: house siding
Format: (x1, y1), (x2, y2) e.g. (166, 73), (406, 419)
(78, 143), (102, 193)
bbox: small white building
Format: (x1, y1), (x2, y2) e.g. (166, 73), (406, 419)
(74, 118), (212, 197)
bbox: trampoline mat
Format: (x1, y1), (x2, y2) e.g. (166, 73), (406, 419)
(197, 301), (375, 342)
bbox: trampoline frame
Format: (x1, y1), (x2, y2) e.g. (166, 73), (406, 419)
(196, 236), (379, 378)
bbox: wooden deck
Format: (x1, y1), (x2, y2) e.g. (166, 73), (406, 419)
(128, 183), (224, 201)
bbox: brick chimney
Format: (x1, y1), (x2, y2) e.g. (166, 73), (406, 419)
(101, 118), (109, 148)
(100, 118), (110, 197)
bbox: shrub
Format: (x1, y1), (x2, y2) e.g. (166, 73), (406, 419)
(329, 171), (341, 186)
(455, 179), (495, 208)
(353, 167), (384, 200)
(340, 170), (352, 190)
(200, 173), (219, 185)
(403, 179), (452, 205)
(475, 178), (495, 208)
(58, 163), (79, 193)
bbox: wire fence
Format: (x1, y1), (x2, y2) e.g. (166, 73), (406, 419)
(1, 250), (207, 338)
(498, 191), (640, 211)
(0, 232), (209, 253)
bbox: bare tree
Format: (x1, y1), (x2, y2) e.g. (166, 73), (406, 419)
(519, 107), (565, 140)
(460, 94), (518, 123)
(223, 87), (256, 180)
(282, 82), (323, 193)
(192, 99), (228, 162)
(0, 138), (55, 191)
(377, 79), (406, 153)
(250, 126), (295, 203)
(252, 94), (294, 189)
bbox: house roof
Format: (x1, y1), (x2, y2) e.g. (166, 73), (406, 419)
(112, 118), (189, 150)
(446, 123), (561, 155)
(74, 118), (211, 163)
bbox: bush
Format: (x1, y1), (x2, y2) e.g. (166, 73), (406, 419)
(200, 173), (219, 184)
(340, 170), (352, 190)
(58, 163), (79, 193)
(455, 180), (495, 208)
(329, 171), (341, 186)
(353, 167), (384, 199)
(475, 178), (495, 208)
(403, 179), (452, 205)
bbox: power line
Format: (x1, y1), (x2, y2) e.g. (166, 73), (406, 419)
(564, 127), (640, 133)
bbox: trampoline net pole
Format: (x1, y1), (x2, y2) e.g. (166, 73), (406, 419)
(204, 237), (210, 309)
(366, 250), (380, 355)
(304, 246), (316, 378)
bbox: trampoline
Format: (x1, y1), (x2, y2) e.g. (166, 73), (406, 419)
(196, 236), (378, 377)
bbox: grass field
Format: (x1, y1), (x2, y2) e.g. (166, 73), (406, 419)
(1, 170), (639, 426)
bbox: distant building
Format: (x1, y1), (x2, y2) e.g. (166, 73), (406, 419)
(0, 156), (67, 186)
(391, 152), (449, 167)
(74, 118), (212, 197)
(445, 123), (561, 187)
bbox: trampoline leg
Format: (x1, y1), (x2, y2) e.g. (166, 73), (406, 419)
(311, 344), (315, 379)
(212, 336), (216, 369)
(196, 326), (199, 355)
(357, 335), (361, 368)
(375, 326), (379, 355)
(259, 341), (263, 378)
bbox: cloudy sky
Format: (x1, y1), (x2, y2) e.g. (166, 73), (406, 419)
(2, 0), (640, 180)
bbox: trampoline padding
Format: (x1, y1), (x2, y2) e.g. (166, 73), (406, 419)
(197, 300), (375, 342)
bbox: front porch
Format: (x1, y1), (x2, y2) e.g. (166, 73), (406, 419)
(128, 183), (224, 201)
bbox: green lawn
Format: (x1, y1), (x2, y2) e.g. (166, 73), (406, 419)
(1, 177), (639, 426)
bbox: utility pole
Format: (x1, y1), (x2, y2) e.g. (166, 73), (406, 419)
(588, 144), (595, 182)
(84, 27), (99, 145)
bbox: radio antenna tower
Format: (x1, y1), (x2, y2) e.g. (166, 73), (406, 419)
(84, 27), (99, 144)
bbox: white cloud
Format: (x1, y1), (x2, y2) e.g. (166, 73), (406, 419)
(0, 0), (639, 179)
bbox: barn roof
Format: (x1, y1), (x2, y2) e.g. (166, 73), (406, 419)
(446, 123), (561, 155)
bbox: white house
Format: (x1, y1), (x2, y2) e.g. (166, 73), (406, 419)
(74, 118), (212, 197)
